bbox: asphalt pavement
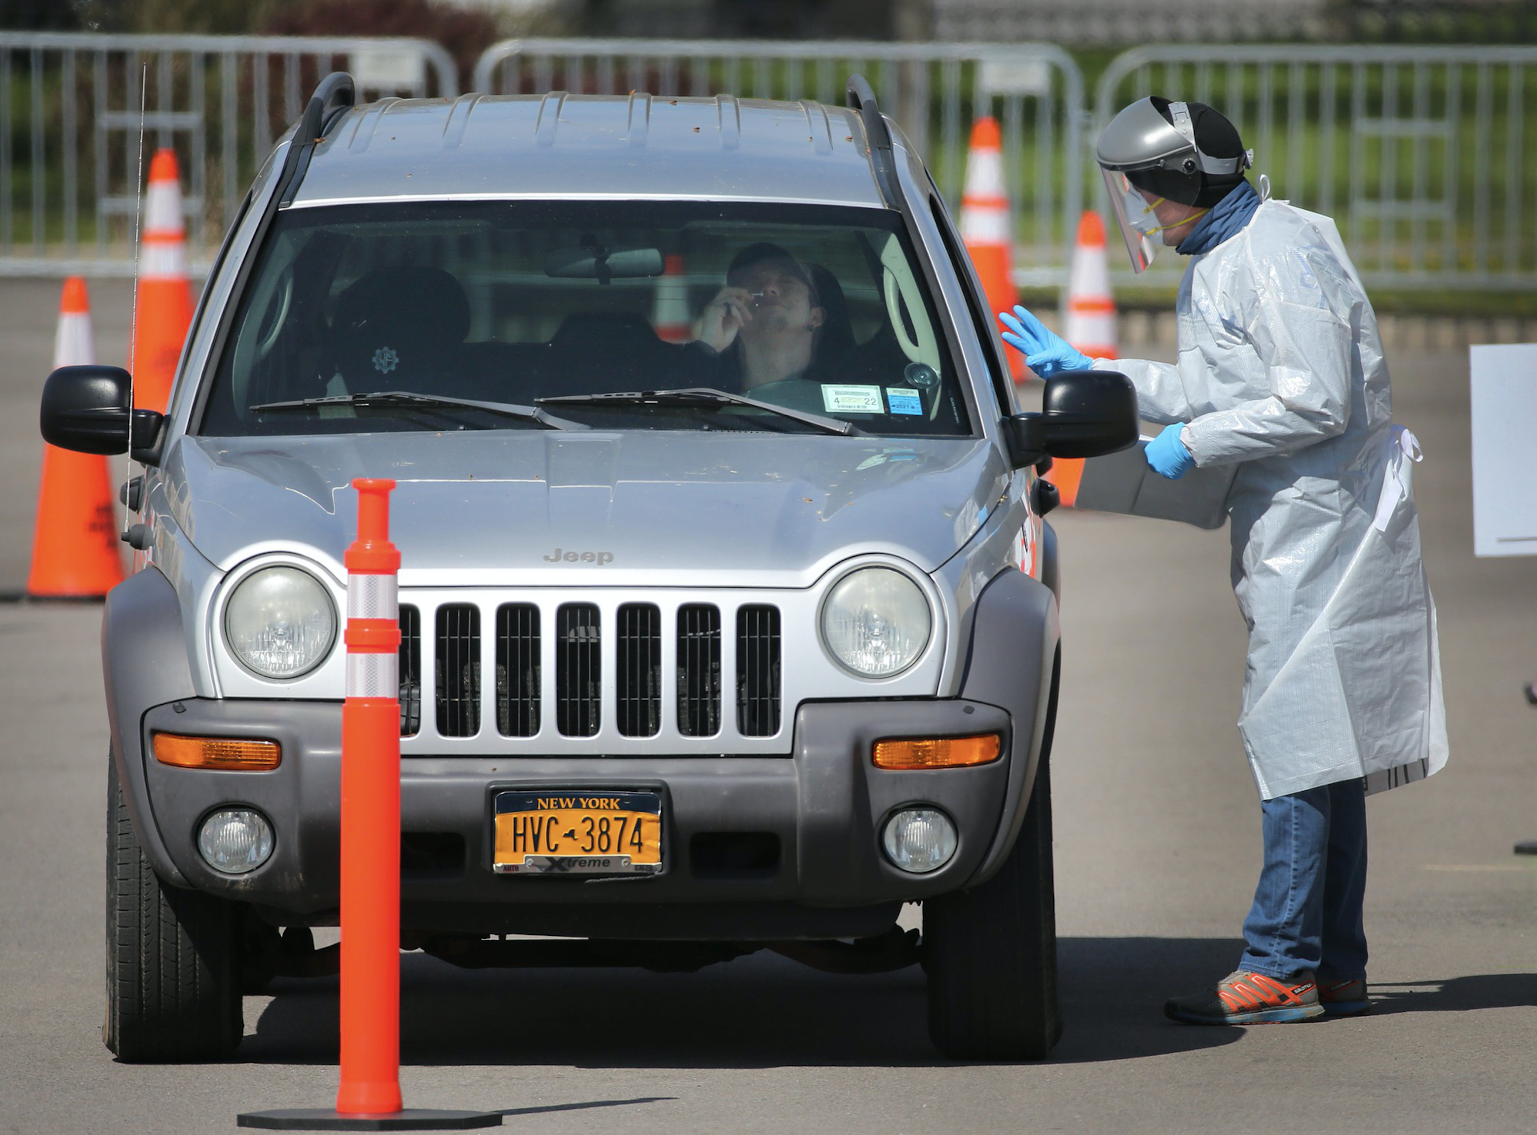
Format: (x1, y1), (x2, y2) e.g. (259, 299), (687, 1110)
(1, 278), (1534, 1134)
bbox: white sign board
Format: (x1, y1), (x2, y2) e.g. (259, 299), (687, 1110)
(979, 59), (1051, 97)
(349, 47), (425, 93)
(1469, 343), (1537, 556)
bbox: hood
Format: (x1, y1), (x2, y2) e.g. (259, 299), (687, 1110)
(163, 430), (1009, 587)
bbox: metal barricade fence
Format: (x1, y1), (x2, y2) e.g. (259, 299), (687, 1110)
(473, 39), (1087, 289)
(0, 33), (457, 277)
(1096, 45), (1537, 291)
(7, 34), (1536, 295)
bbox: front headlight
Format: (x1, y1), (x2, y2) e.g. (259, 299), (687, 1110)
(820, 566), (932, 677)
(224, 565), (337, 679)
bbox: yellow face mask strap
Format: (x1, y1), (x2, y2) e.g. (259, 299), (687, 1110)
(1142, 200), (1210, 236)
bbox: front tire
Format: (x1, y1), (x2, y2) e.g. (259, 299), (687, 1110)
(924, 669), (1061, 1060)
(104, 756), (243, 1061)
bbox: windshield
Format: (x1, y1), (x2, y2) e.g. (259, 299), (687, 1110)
(197, 200), (971, 438)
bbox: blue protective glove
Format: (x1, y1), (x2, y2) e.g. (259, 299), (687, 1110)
(1145, 423), (1195, 479)
(997, 305), (1093, 379)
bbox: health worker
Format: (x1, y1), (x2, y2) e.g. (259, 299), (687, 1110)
(1001, 97), (1448, 1025)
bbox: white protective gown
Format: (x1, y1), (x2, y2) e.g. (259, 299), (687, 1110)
(1099, 198), (1449, 799)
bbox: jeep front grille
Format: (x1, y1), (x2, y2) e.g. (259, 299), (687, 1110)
(677, 603), (721, 737)
(398, 593), (788, 753)
(617, 603), (662, 737)
(494, 603), (540, 737)
(435, 603), (481, 737)
(737, 604), (781, 737)
(399, 604), (421, 737)
(556, 603), (601, 737)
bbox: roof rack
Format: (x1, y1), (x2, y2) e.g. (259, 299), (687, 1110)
(845, 74), (898, 210)
(277, 71), (356, 208)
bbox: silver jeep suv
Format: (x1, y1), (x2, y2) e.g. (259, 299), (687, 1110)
(42, 73), (1135, 1063)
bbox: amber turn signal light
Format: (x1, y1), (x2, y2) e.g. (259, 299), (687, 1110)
(152, 733), (281, 771)
(872, 733), (1002, 770)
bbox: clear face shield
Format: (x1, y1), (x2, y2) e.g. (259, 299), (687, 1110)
(1095, 98), (1254, 273)
(1102, 167), (1162, 274)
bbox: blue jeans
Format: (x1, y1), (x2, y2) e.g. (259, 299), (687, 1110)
(1239, 779), (1368, 982)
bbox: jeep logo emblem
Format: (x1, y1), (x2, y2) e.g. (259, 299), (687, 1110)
(543, 547), (614, 565)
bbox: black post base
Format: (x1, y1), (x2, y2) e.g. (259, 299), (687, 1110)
(1514, 840), (1537, 856)
(237, 1109), (501, 1131)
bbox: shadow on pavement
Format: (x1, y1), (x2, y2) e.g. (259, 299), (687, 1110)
(1053, 936), (1246, 1063)
(244, 950), (937, 1069)
(242, 935), (1264, 1069)
(1366, 972), (1537, 1015)
(497, 1097), (675, 1118)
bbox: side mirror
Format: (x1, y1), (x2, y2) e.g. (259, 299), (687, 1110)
(1002, 369), (1139, 469)
(40, 365), (165, 464)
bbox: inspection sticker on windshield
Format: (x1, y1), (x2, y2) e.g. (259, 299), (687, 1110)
(821, 384), (884, 414)
(885, 388), (923, 415)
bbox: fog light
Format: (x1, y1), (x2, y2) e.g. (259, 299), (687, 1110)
(197, 809), (274, 875)
(881, 807), (957, 874)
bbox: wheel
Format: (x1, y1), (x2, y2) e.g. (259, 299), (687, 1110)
(104, 756), (243, 1061)
(924, 664), (1061, 1061)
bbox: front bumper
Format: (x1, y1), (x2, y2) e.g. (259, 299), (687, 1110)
(139, 695), (1015, 939)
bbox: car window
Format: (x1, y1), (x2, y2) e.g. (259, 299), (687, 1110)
(926, 184), (1016, 417)
(197, 200), (972, 438)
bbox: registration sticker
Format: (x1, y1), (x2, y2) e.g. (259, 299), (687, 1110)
(886, 387), (923, 415)
(493, 790), (663, 875)
(821, 384), (884, 414)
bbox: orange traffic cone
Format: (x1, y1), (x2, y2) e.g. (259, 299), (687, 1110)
(26, 278), (125, 598)
(1045, 211), (1120, 508)
(653, 253), (692, 342)
(130, 148), (194, 413)
(959, 116), (1023, 380)
(1064, 211), (1117, 361)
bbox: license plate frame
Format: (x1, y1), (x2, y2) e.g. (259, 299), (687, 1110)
(492, 789), (664, 876)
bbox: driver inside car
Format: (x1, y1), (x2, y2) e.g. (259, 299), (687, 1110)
(690, 242), (854, 392)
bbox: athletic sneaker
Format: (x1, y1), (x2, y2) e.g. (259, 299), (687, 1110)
(1318, 976), (1371, 1017)
(1164, 970), (1325, 1025)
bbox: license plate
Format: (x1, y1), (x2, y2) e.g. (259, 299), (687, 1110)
(493, 790), (663, 875)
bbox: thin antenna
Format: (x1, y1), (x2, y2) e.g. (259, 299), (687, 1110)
(127, 61), (147, 433)
(117, 60), (148, 544)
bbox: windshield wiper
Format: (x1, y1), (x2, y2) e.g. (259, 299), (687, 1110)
(534, 387), (860, 436)
(249, 390), (585, 430)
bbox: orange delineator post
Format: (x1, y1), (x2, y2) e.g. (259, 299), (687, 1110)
(237, 482), (496, 1129)
(338, 479), (404, 1117)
